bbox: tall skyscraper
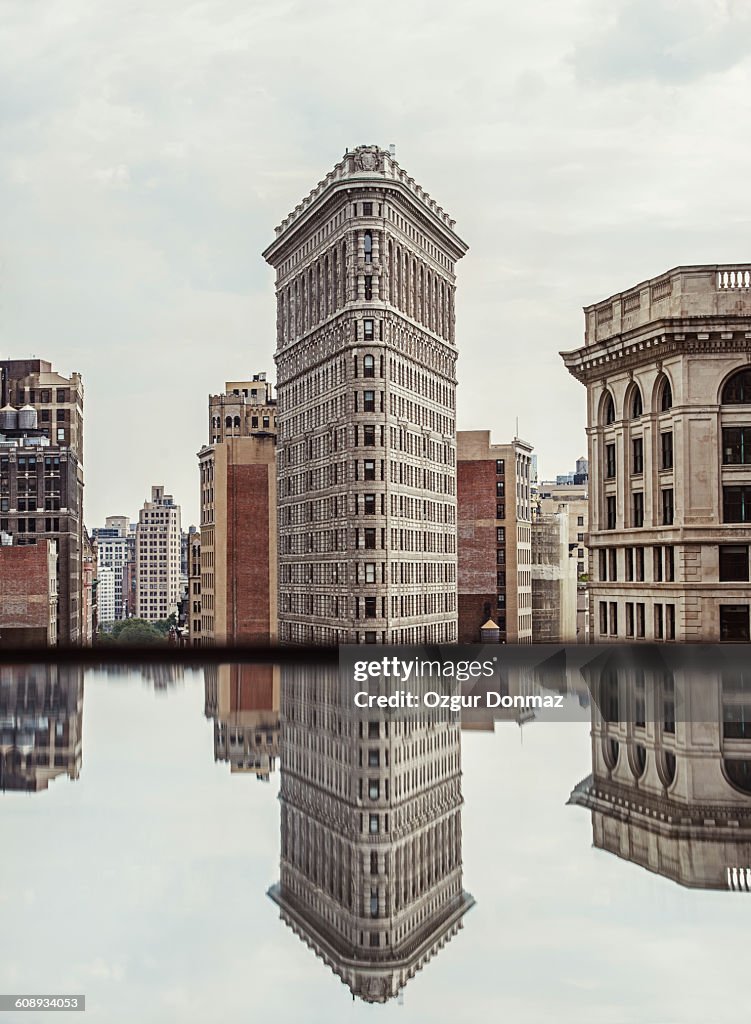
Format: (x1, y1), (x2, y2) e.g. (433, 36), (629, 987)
(562, 264), (751, 642)
(268, 666), (474, 1002)
(0, 359), (84, 643)
(457, 431), (533, 643)
(92, 515), (134, 623)
(264, 145), (467, 645)
(135, 486), (181, 623)
(197, 374), (277, 644)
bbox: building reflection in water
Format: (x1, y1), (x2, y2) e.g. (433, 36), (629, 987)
(0, 665), (83, 793)
(204, 665), (280, 781)
(268, 666), (474, 1003)
(570, 656), (751, 891)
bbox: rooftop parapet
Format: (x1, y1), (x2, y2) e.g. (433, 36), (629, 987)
(582, 264), (751, 346)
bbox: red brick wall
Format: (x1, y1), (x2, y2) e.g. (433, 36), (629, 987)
(226, 463), (272, 643)
(457, 459), (497, 643)
(0, 545), (53, 636)
(229, 665), (275, 710)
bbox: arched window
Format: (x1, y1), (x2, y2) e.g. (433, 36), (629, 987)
(657, 375), (672, 411)
(602, 392), (616, 425)
(603, 736), (619, 772)
(233, 416), (240, 428)
(656, 750), (676, 788)
(725, 759), (751, 794)
(631, 387), (643, 418)
(630, 743), (647, 779)
(722, 367), (751, 404)
(225, 416), (232, 429)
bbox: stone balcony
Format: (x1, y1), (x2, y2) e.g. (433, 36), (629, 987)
(583, 264), (751, 346)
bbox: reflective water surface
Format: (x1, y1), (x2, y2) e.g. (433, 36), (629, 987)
(2, 661), (750, 1023)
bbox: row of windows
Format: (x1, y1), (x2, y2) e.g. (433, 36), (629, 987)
(602, 377), (672, 424)
(598, 545), (675, 582)
(599, 600), (675, 639)
(278, 560), (455, 585)
(604, 489), (674, 528)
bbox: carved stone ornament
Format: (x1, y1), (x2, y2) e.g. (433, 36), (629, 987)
(355, 147), (380, 171)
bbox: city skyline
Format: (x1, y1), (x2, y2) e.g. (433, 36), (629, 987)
(5, 1), (751, 526)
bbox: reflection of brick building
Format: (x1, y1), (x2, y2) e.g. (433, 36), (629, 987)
(0, 665), (83, 792)
(204, 665), (279, 779)
(457, 431), (533, 643)
(198, 376), (277, 645)
(0, 541), (58, 646)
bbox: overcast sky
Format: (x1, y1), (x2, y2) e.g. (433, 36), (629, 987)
(3, 0), (751, 526)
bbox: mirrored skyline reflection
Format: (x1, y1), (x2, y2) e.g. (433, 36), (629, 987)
(203, 664), (280, 780)
(0, 665), (83, 793)
(570, 663), (751, 891)
(269, 665), (474, 1003)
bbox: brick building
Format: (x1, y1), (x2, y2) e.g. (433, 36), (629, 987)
(197, 376), (277, 645)
(0, 541), (58, 646)
(457, 431), (533, 643)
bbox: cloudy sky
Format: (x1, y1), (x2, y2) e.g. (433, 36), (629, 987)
(3, 0), (751, 526)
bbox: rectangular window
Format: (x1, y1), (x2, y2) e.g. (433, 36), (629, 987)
(666, 603), (675, 641)
(636, 602), (645, 638)
(722, 426), (751, 464)
(665, 545), (675, 582)
(609, 602), (618, 636)
(363, 425), (376, 446)
(364, 596), (377, 617)
(606, 495), (616, 530)
(632, 491), (644, 528)
(599, 549), (607, 581)
(496, 527), (505, 543)
(662, 488), (674, 526)
(364, 460), (376, 481)
(632, 437), (643, 474)
(364, 493), (376, 515)
(655, 603), (664, 639)
(654, 546), (663, 582)
(625, 547), (634, 582)
(496, 459), (505, 474)
(363, 202), (373, 216)
(636, 547), (645, 582)
(364, 319), (374, 340)
(496, 480), (505, 497)
(363, 390), (375, 412)
(364, 528), (376, 549)
(599, 601), (608, 636)
(496, 503), (505, 519)
(605, 443), (616, 478)
(364, 276), (373, 300)
(720, 605), (750, 641)
(720, 545), (749, 582)
(369, 814), (379, 834)
(661, 431), (674, 469)
(723, 486), (751, 523)
(608, 548), (617, 582)
(364, 563), (376, 583)
(625, 602), (634, 637)
(577, 515), (584, 527)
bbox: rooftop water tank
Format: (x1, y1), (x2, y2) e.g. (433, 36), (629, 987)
(18, 404), (38, 430)
(0, 404), (18, 431)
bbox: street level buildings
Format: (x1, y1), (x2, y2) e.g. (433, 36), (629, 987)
(457, 431), (533, 643)
(135, 486), (181, 623)
(264, 145), (467, 645)
(0, 359), (84, 643)
(197, 375), (277, 645)
(562, 264), (751, 642)
(0, 541), (58, 646)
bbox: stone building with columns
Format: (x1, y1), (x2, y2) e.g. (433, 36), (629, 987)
(263, 145), (467, 645)
(562, 264), (751, 642)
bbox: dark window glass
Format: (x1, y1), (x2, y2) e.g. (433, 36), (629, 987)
(625, 547), (634, 581)
(363, 460), (376, 481)
(496, 503), (505, 519)
(364, 597), (377, 618)
(722, 369), (751, 404)
(363, 390), (375, 412)
(631, 389), (643, 418)
(363, 202), (373, 216)
(599, 601), (608, 635)
(599, 549), (607, 581)
(496, 480), (505, 497)
(363, 425), (376, 446)
(605, 443), (616, 478)
(632, 491), (644, 528)
(626, 602), (634, 637)
(606, 496), (616, 530)
(604, 394), (615, 424)
(721, 605), (750, 641)
(364, 231), (373, 263)
(632, 437), (643, 474)
(363, 354), (375, 378)
(722, 426), (751, 465)
(724, 486), (751, 523)
(364, 528), (376, 549)
(496, 459), (505, 474)
(363, 493), (376, 515)
(636, 547), (645, 582)
(661, 431), (673, 469)
(364, 319), (374, 340)
(636, 602), (645, 637)
(662, 488), (674, 525)
(720, 545), (749, 582)
(660, 377), (673, 411)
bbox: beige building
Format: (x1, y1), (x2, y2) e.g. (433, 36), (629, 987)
(563, 264), (751, 642)
(203, 664), (279, 780)
(268, 666), (474, 1003)
(135, 485), (182, 623)
(457, 431), (533, 643)
(537, 482), (590, 640)
(264, 145), (467, 645)
(197, 376), (277, 645)
(531, 511), (578, 642)
(570, 662), (751, 890)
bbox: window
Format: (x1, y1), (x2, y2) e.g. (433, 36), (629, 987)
(662, 488), (674, 526)
(603, 393), (615, 424)
(665, 546), (675, 582)
(496, 503), (505, 519)
(369, 814), (379, 834)
(577, 533), (584, 542)
(609, 602), (618, 636)
(632, 492), (644, 528)
(632, 437), (643, 474)
(364, 596), (377, 618)
(606, 496), (616, 530)
(721, 605), (750, 641)
(655, 604), (664, 639)
(599, 601), (608, 636)
(599, 549), (607, 581)
(654, 547), (663, 582)
(364, 460), (376, 481)
(625, 602), (634, 637)
(363, 354), (375, 377)
(577, 515), (584, 526)
(723, 486), (751, 523)
(363, 202), (373, 216)
(497, 527), (505, 543)
(625, 547), (634, 581)
(364, 231), (373, 263)
(722, 368), (751, 404)
(608, 548), (617, 581)
(496, 459), (505, 474)
(659, 377), (673, 411)
(364, 528), (376, 549)
(364, 562), (376, 583)
(722, 426), (751, 464)
(605, 443), (616, 478)
(364, 493), (376, 515)
(368, 748), (380, 766)
(666, 603), (675, 641)
(363, 390), (375, 412)
(720, 545), (749, 582)
(496, 480), (505, 497)
(364, 319), (374, 341)
(636, 547), (645, 582)
(636, 602), (645, 638)
(631, 388), (643, 418)
(363, 425), (376, 446)
(364, 276), (373, 300)
(661, 431), (673, 470)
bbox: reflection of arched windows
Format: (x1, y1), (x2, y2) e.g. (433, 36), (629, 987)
(725, 759), (751, 794)
(630, 743), (647, 779)
(657, 750), (676, 788)
(598, 670), (619, 723)
(630, 386), (643, 418)
(721, 367), (751, 404)
(603, 737), (619, 772)
(657, 375), (672, 411)
(601, 392), (616, 426)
